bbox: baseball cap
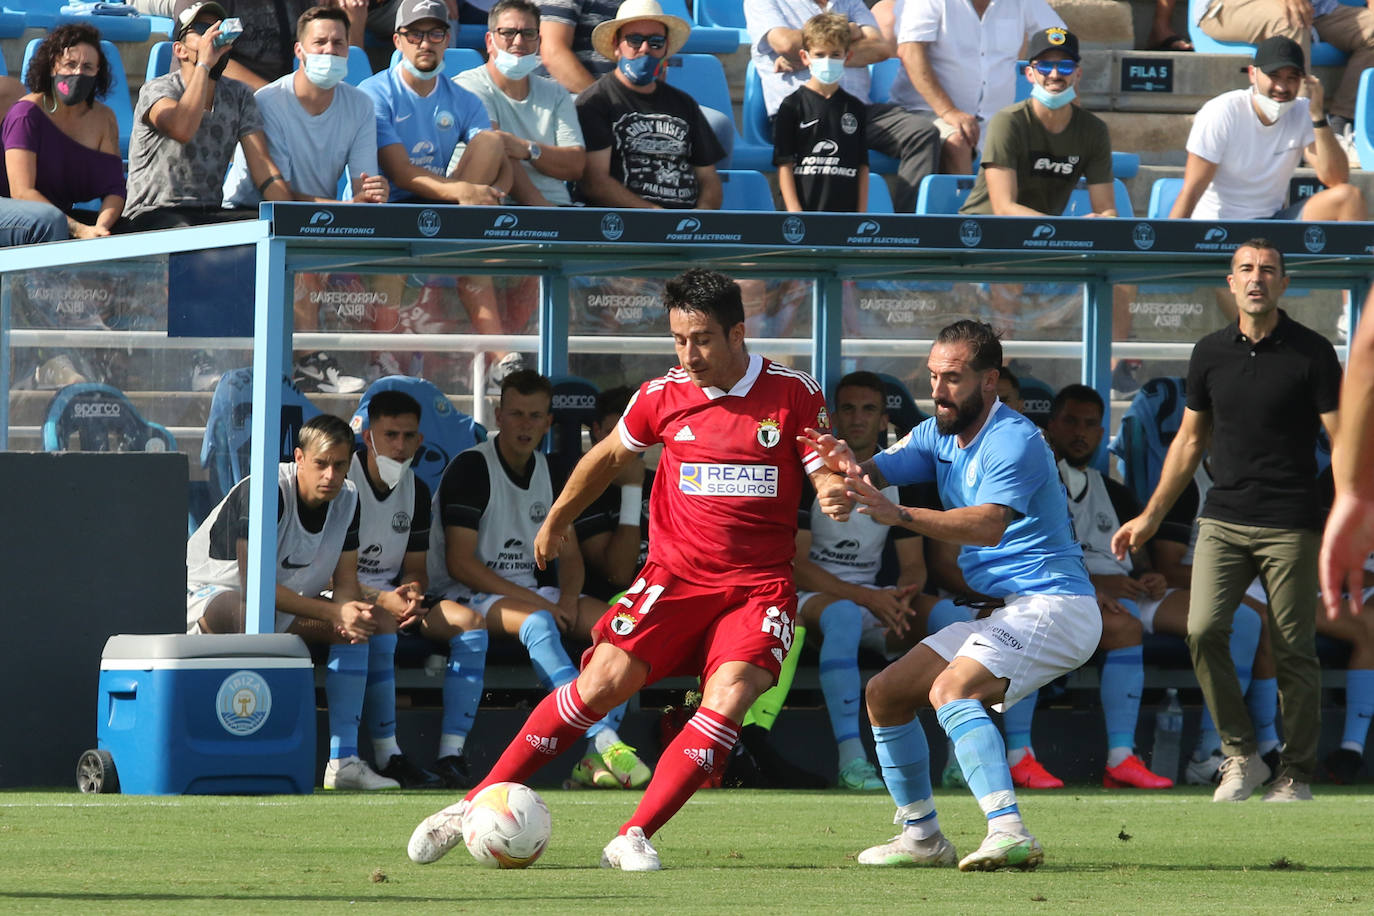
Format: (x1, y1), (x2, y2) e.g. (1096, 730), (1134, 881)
(172, 0), (228, 41)
(1252, 36), (1305, 74)
(395, 0), (450, 32)
(1026, 26), (1080, 63)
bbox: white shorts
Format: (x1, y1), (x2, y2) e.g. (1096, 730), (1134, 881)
(458, 585), (563, 618)
(1134, 590), (1172, 635)
(797, 591), (894, 659)
(185, 584), (294, 633)
(919, 592), (1101, 712)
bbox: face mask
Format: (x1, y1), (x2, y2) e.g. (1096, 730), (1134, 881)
(53, 72), (95, 107)
(1059, 462), (1088, 500)
(808, 56), (845, 86)
(401, 55), (445, 80)
(303, 53), (349, 89)
(1251, 88), (1294, 122)
(617, 54), (660, 86)
(1031, 82), (1076, 110)
(373, 452), (408, 489)
(494, 47), (541, 79)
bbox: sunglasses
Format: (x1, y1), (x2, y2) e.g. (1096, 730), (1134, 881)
(494, 27), (539, 42)
(399, 26), (450, 45)
(1031, 60), (1078, 76)
(622, 33), (667, 51)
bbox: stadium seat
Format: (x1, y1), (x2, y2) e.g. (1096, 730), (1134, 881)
(23, 38), (134, 159)
(200, 369), (322, 506)
(452, 24), (489, 51)
(292, 45), (374, 87)
(0, 7), (24, 39)
(146, 40), (172, 82)
(1108, 376), (1186, 506)
(1186, 0), (1346, 64)
(1062, 178), (1134, 217)
(867, 172), (894, 213)
(42, 383), (176, 453)
(720, 169), (775, 210)
(1148, 177), (1184, 218)
(350, 375), (485, 494)
(869, 58), (900, 104)
(1016, 374), (1055, 428)
(389, 47), (484, 73)
(1354, 69), (1374, 176)
(546, 375), (599, 484)
(1111, 152), (1140, 180)
(661, 53), (740, 166)
(736, 60), (776, 170)
(914, 173), (975, 214)
(23, 1), (152, 41)
(660, 0), (738, 54)
(694, 0), (749, 46)
(874, 373), (927, 445)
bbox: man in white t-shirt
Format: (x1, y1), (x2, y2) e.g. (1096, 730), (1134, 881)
(1170, 36), (1365, 221)
(888, 0), (1062, 175)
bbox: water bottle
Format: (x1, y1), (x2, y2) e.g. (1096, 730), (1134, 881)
(1151, 687), (1184, 782)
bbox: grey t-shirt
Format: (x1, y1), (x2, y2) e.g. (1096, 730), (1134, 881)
(453, 66), (584, 206)
(126, 71), (264, 218)
(222, 74), (379, 207)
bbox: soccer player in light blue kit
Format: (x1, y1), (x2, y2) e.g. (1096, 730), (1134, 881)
(804, 320), (1100, 871)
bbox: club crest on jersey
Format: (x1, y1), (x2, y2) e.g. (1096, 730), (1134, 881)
(609, 612), (637, 636)
(530, 501), (548, 523)
(965, 458), (979, 488)
(391, 511), (411, 533)
(816, 407), (829, 429)
(757, 418), (781, 448)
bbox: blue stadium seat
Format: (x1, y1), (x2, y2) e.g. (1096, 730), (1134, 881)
(1108, 376), (1186, 506)
(1017, 374), (1056, 428)
(43, 383), (176, 453)
(389, 47), (484, 73)
(0, 7), (24, 38)
(200, 369), (322, 506)
(660, 0), (738, 54)
(146, 40), (172, 82)
(867, 172), (894, 213)
(452, 24), (488, 51)
(661, 53), (739, 166)
(869, 57), (900, 104)
(23, 38), (134, 159)
(694, 0), (749, 46)
(1186, 0), (1346, 64)
(350, 375), (485, 494)
(546, 375), (599, 483)
(1062, 178), (1134, 217)
(293, 46), (375, 87)
(1355, 69), (1374, 175)
(914, 173), (975, 214)
(1148, 177), (1184, 218)
(737, 60), (776, 170)
(23, 1), (152, 41)
(874, 373), (927, 445)
(1111, 152), (1140, 179)
(720, 169), (775, 210)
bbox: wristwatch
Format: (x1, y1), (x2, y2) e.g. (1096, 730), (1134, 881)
(527, 142), (542, 161)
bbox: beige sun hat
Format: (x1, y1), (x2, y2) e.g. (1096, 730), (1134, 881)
(590, 0), (691, 61)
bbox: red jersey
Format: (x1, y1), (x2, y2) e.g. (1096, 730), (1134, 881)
(618, 354), (829, 586)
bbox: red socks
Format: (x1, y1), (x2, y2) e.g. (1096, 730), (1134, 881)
(464, 682), (602, 800)
(622, 707), (739, 839)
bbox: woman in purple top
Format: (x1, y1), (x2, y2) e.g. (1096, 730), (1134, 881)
(1, 24), (126, 239)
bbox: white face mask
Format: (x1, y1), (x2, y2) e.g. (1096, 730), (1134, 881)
(494, 47), (541, 79)
(373, 452), (408, 488)
(303, 52), (349, 89)
(401, 55), (445, 80)
(1059, 462), (1088, 500)
(1252, 87), (1294, 122)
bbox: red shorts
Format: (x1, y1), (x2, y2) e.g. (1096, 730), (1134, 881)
(587, 560), (798, 686)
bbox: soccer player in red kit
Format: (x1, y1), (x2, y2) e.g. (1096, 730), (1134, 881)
(408, 268), (849, 870)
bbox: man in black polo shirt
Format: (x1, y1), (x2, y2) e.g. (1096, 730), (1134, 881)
(1112, 238), (1341, 804)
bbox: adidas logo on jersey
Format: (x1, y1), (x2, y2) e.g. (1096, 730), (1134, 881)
(684, 747), (715, 773)
(674, 425), (696, 441)
(525, 734), (559, 755)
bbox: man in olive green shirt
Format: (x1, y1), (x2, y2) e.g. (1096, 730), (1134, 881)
(959, 27), (1115, 217)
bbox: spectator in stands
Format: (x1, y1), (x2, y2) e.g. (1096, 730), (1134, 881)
(138, 0), (318, 91)
(1196, 0), (1371, 146)
(794, 372), (928, 790)
(1113, 239), (1342, 803)
(125, 2), (293, 230)
(0, 25), (126, 240)
(887, 0), (1063, 174)
(1169, 37), (1365, 222)
(426, 369), (653, 789)
(574, 0), (724, 209)
(187, 415), (402, 790)
(774, 12), (869, 213)
(360, 0), (512, 204)
(455, 0), (587, 206)
(746, 0), (939, 212)
(959, 28), (1116, 217)
(223, 5), (389, 206)
(996, 365), (1024, 414)
(1146, 0), (1193, 51)
(538, 0), (620, 90)
(360, 0), (462, 47)
(574, 386), (650, 602)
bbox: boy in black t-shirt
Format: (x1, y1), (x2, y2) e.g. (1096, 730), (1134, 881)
(773, 12), (869, 213)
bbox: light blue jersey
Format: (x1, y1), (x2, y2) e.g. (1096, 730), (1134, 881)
(872, 401), (1091, 597)
(358, 66), (491, 202)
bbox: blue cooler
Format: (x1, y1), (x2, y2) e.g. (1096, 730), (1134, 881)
(92, 634), (315, 795)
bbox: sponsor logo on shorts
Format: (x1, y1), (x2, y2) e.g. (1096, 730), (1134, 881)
(216, 670), (272, 736)
(609, 612), (637, 636)
(526, 734), (559, 755)
(760, 605), (794, 651)
(986, 625), (1025, 651)
(679, 463), (779, 497)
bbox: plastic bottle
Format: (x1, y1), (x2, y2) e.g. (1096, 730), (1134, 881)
(1151, 687), (1184, 783)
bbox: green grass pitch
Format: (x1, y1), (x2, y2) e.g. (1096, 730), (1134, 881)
(2, 786), (1372, 913)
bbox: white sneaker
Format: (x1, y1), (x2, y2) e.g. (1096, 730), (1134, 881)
(600, 826), (661, 871)
(857, 832), (957, 867)
(957, 830), (1044, 872)
(407, 799), (469, 864)
(1185, 750), (1224, 786)
(1212, 752), (1271, 802)
(1262, 775), (1314, 802)
(323, 755), (400, 791)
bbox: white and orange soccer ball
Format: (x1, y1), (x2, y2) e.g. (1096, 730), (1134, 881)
(462, 782), (552, 868)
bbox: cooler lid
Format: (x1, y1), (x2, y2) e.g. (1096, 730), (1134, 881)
(101, 633), (311, 660)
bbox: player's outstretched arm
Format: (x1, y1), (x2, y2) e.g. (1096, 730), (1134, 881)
(535, 433), (639, 569)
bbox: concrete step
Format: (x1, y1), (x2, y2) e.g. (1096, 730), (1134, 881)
(1077, 49), (1344, 114)
(1051, 0), (1136, 48)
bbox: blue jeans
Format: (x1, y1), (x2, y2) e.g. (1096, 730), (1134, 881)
(0, 197), (68, 246)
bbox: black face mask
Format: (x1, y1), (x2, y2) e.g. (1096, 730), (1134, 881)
(210, 54), (230, 80)
(53, 72), (95, 107)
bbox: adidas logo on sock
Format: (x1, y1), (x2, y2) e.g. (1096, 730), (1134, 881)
(525, 734), (559, 756)
(684, 747), (715, 773)
(674, 425), (696, 441)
